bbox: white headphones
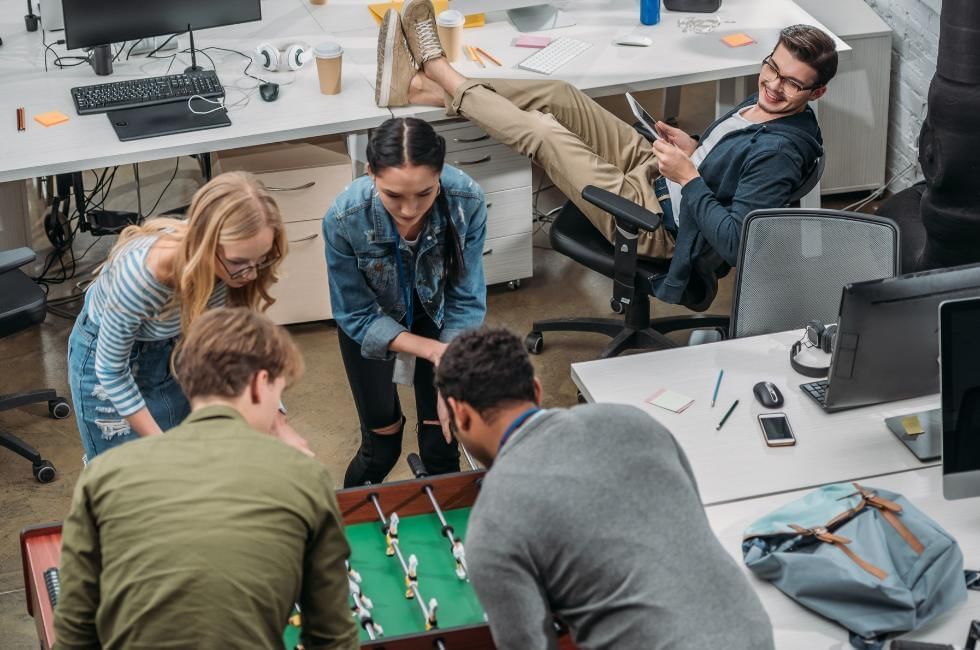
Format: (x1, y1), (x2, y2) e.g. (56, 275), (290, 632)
(255, 42), (313, 72)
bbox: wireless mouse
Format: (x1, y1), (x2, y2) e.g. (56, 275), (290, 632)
(615, 35), (652, 47)
(259, 82), (280, 102)
(753, 381), (784, 408)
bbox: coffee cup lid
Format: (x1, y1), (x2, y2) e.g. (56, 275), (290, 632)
(436, 9), (465, 27)
(314, 42), (343, 59)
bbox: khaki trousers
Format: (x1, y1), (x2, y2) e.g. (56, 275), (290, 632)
(449, 78), (674, 260)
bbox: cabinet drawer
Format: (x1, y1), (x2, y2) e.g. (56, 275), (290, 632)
(266, 220), (331, 325)
(256, 167), (351, 224)
(435, 121), (493, 153)
(485, 186), (532, 240)
(483, 232), (532, 286)
(448, 144), (531, 193)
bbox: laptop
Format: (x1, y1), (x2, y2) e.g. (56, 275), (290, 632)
(798, 263), (980, 414)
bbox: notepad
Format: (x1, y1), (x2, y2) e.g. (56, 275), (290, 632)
(647, 388), (694, 413)
(34, 111), (70, 127)
(722, 33), (755, 48)
(367, 1), (484, 27)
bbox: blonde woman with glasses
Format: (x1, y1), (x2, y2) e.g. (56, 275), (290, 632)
(68, 171), (287, 461)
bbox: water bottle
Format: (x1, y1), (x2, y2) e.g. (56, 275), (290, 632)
(640, 0), (661, 25)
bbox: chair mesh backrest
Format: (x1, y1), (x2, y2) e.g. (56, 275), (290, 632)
(731, 210), (899, 338)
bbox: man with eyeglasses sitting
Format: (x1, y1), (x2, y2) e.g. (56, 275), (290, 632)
(378, 8), (837, 302)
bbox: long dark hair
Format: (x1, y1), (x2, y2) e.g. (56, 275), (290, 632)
(366, 117), (464, 282)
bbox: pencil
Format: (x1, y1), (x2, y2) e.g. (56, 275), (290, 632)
(465, 44), (477, 62)
(716, 400), (738, 430)
(470, 45), (486, 68)
(475, 47), (502, 66)
(711, 369), (724, 407)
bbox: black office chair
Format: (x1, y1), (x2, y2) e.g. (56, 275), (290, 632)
(0, 247), (71, 483)
(525, 155), (826, 359)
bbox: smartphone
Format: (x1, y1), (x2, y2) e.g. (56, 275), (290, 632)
(758, 413), (796, 447)
(625, 92), (661, 141)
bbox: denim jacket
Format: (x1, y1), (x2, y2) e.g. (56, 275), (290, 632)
(323, 164), (488, 360)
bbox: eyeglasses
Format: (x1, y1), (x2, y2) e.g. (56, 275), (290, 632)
(216, 243), (281, 280)
(760, 55), (821, 97)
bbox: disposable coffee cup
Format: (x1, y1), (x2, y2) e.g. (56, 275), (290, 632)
(310, 0), (326, 5)
(436, 10), (465, 63)
(314, 42), (343, 95)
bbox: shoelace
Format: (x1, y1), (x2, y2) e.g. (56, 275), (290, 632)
(414, 19), (442, 61)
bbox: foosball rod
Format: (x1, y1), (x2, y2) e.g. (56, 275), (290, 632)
(461, 444), (478, 471)
(407, 453), (470, 580)
(345, 562), (382, 640)
(367, 492), (438, 629)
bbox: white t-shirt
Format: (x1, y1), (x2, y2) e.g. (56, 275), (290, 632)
(665, 106), (757, 229)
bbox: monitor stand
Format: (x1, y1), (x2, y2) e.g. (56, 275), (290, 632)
(884, 408), (941, 462)
(507, 5), (575, 32)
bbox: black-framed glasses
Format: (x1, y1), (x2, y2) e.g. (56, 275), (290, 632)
(760, 55), (821, 97)
(216, 242), (281, 280)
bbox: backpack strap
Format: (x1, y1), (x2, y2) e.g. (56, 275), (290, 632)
(790, 524), (888, 580)
(852, 483), (925, 555)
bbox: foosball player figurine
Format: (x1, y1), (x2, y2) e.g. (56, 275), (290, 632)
(385, 512), (400, 557)
(426, 598), (439, 631)
(406, 553), (419, 599)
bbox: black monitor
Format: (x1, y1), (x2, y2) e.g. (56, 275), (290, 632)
(62, 0), (261, 50)
(940, 297), (980, 500)
(821, 263), (980, 411)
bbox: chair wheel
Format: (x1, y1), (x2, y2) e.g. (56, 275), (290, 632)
(507, 279), (522, 290)
(609, 298), (625, 314)
(48, 398), (71, 419)
(577, 391), (587, 404)
(525, 331), (544, 354)
(33, 460), (56, 483)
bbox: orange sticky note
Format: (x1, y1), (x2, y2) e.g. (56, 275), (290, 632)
(722, 33), (755, 47)
(34, 111), (70, 127)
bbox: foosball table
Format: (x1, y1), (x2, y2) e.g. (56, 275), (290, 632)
(22, 457), (575, 649)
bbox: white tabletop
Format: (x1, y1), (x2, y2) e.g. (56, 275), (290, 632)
(571, 330), (939, 506)
(706, 467), (980, 648)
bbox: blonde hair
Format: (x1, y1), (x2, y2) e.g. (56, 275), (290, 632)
(174, 307), (304, 400)
(106, 171), (287, 334)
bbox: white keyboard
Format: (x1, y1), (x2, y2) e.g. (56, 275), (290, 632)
(517, 37), (592, 75)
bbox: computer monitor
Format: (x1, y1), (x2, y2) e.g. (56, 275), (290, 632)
(62, 0), (261, 51)
(822, 263), (980, 412)
(940, 297), (980, 500)
(451, 0), (574, 32)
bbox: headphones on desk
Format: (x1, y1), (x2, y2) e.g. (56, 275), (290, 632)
(255, 42), (313, 72)
(789, 320), (837, 378)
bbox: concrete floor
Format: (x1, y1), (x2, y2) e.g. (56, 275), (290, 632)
(0, 81), (867, 646)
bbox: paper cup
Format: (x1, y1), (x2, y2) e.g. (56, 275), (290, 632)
(310, 0), (326, 5)
(314, 42), (343, 95)
(436, 10), (465, 63)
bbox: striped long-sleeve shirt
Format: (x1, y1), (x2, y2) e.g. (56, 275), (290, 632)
(84, 235), (227, 417)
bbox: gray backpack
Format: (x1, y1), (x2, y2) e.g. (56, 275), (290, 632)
(742, 482), (979, 648)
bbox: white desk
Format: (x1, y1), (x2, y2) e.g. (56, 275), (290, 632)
(706, 467), (980, 648)
(571, 330), (938, 506)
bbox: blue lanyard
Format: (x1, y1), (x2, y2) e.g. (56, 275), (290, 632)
(393, 230), (414, 329)
(498, 407), (541, 453)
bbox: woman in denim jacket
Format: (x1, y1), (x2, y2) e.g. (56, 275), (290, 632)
(324, 117), (487, 487)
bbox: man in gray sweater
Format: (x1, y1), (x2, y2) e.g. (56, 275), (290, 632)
(434, 327), (774, 649)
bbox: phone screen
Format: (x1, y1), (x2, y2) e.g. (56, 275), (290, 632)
(625, 92), (660, 140)
(760, 415), (794, 442)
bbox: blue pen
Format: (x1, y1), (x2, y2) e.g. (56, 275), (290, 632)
(711, 369), (724, 407)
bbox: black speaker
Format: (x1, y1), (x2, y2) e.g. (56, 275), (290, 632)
(664, 0), (721, 12)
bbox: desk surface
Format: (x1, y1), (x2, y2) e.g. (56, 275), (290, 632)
(0, 0), (846, 183)
(706, 467), (980, 648)
(571, 330), (938, 506)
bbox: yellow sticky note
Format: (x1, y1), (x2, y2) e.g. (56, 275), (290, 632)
(722, 33), (756, 48)
(901, 415), (925, 436)
(34, 111), (70, 127)
(367, 1), (484, 27)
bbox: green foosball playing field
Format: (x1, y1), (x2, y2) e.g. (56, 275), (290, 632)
(283, 507), (485, 648)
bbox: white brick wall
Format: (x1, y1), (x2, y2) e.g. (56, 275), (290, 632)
(863, 0), (940, 191)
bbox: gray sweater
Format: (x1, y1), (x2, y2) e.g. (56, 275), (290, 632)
(466, 404), (774, 650)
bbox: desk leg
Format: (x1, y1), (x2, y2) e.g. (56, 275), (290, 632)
(663, 87), (681, 125)
(0, 180), (33, 252)
(715, 75), (757, 119)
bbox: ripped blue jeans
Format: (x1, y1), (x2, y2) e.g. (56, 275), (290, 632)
(67, 314), (189, 462)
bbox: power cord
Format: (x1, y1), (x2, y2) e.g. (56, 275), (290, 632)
(842, 161), (918, 213)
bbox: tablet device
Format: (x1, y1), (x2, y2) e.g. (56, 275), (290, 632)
(625, 91), (660, 141)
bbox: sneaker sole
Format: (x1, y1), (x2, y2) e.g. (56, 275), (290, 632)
(377, 11), (398, 107)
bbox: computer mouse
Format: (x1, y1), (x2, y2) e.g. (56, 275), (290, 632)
(753, 381), (784, 408)
(614, 35), (652, 47)
(259, 82), (280, 102)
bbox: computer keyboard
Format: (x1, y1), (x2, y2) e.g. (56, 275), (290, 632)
(800, 380), (829, 404)
(517, 37), (592, 75)
(71, 70), (224, 115)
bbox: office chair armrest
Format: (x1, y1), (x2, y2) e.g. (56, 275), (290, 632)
(582, 186), (662, 234)
(0, 247), (36, 274)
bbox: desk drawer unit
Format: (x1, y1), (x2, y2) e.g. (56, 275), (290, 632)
(267, 219), (332, 325)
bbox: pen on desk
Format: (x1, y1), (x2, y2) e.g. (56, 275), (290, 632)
(16, 107), (25, 132)
(475, 47), (502, 66)
(711, 369), (724, 407)
(716, 399), (738, 430)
